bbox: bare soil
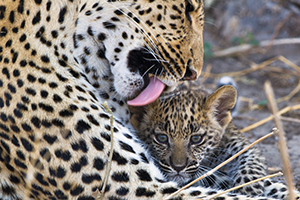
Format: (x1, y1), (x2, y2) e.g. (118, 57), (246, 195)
(202, 0), (300, 190)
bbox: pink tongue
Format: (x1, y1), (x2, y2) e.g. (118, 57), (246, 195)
(127, 77), (165, 106)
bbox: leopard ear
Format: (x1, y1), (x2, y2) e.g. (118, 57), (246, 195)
(186, 0), (203, 12)
(204, 85), (237, 128)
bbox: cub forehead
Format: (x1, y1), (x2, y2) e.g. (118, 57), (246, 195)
(145, 90), (209, 136)
(156, 90), (207, 113)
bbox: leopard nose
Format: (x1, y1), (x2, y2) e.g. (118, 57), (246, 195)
(181, 66), (197, 81)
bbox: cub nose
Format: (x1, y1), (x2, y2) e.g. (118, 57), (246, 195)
(170, 157), (187, 173)
(172, 164), (186, 173)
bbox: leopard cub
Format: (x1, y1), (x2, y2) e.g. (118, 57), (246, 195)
(130, 85), (266, 196)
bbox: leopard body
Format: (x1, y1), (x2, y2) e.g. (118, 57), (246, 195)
(0, 0), (299, 199)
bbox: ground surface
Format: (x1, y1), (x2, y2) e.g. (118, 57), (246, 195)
(202, 0), (300, 190)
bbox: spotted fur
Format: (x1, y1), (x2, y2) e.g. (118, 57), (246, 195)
(0, 0), (299, 199)
(130, 85), (300, 199)
(130, 86), (266, 196)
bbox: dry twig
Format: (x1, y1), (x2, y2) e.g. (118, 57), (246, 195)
(203, 56), (300, 79)
(264, 13), (291, 52)
(98, 102), (115, 200)
(213, 38), (300, 58)
(280, 116), (300, 124)
(268, 167), (282, 174)
(163, 130), (275, 200)
(264, 81), (296, 200)
(277, 80), (300, 103)
(240, 104), (300, 133)
(202, 57), (279, 78)
(278, 55), (300, 74)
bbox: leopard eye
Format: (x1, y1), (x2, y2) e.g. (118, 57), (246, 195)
(155, 134), (168, 144)
(190, 135), (203, 145)
(186, 0), (194, 13)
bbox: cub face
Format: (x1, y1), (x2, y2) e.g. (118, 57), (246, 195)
(130, 86), (237, 186)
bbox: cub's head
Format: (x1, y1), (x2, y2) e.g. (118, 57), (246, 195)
(74, 0), (204, 105)
(130, 86), (237, 185)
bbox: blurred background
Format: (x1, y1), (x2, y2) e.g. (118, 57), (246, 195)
(201, 0), (300, 189)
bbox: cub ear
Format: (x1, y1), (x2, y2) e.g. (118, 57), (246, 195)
(204, 85), (237, 128)
(129, 100), (158, 131)
(128, 105), (147, 131)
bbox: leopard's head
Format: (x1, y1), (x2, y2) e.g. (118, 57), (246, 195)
(130, 86), (237, 185)
(74, 0), (204, 105)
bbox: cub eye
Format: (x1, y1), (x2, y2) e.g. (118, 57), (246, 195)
(155, 134), (168, 144)
(190, 135), (203, 144)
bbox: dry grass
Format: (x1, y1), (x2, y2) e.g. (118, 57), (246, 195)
(202, 55), (300, 134)
(202, 56), (300, 79)
(264, 82), (296, 200)
(240, 104), (300, 133)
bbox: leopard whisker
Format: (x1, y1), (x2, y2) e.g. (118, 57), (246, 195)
(194, 166), (230, 190)
(141, 64), (155, 79)
(104, 10), (161, 65)
(141, 44), (166, 64)
(111, 3), (159, 51)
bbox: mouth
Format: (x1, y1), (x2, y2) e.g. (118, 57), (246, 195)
(127, 76), (166, 106)
(126, 48), (176, 106)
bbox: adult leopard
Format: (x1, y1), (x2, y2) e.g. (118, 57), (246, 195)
(0, 0), (298, 199)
